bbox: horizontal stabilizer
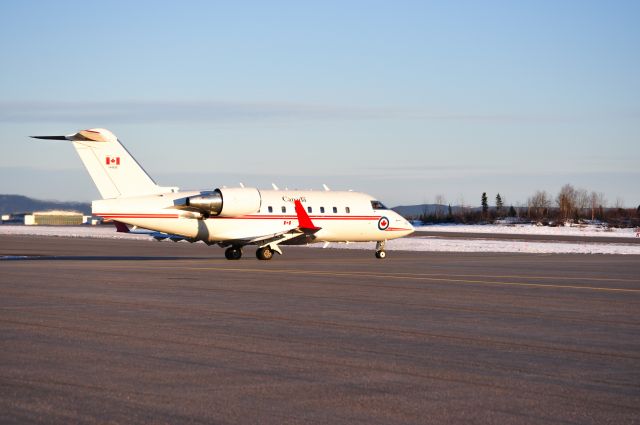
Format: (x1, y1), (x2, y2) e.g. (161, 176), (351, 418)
(31, 129), (115, 143)
(30, 135), (68, 140)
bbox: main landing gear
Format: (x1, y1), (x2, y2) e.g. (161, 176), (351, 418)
(224, 246), (275, 261)
(256, 246), (274, 261)
(375, 240), (387, 259)
(224, 245), (279, 261)
(224, 246), (242, 260)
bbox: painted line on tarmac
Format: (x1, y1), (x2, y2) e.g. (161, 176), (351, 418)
(27, 261), (639, 293)
(171, 266), (640, 293)
(61, 258), (640, 284)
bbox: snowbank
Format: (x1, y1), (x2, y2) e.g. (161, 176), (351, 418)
(415, 223), (638, 238)
(0, 225), (149, 240)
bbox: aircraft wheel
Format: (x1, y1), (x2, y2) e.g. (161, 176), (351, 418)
(375, 250), (386, 259)
(225, 247), (242, 260)
(256, 246), (274, 261)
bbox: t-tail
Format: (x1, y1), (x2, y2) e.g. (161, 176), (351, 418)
(31, 128), (175, 199)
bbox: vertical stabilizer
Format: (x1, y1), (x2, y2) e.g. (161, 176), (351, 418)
(32, 128), (166, 199)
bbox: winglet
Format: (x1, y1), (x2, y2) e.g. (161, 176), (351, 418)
(294, 199), (321, 231)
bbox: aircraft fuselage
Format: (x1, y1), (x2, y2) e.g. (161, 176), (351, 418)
(93, 189), (413, 244)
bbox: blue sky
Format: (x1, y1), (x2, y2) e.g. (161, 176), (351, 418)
(1, 0), (638, 207)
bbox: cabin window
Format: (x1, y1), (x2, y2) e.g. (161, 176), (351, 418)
(320, 207), (325, 213)
(332, 207), (337, 213)
(371, 200), (388, 210)
(307, 206), (312, 213)
(345, 207), (350, 213)
(281, 206), (286, 213)
(268, 206), (273, 213)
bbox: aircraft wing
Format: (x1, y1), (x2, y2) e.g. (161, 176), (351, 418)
(220, 200), (321, 249)
(219, 226), (315, 248)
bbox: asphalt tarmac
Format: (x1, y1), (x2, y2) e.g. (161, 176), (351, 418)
(1, 235), (639, 424)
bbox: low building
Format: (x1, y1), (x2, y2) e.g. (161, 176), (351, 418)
(1, 213), (27, 224)
(24, 210), (84, 226)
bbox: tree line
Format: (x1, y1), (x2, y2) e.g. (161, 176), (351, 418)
(417, 184), (640, 227)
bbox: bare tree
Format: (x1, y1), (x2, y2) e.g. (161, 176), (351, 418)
(556, 184), (577, 222)
(613, 197), (627, 224)
(589, 191), (606, 221)
(515, 201), (527, 219)
(434, 194), (446, 219)
(575, 189), (589, 219)
(456, 195), (468, 221)
(527, 190), (552, 219)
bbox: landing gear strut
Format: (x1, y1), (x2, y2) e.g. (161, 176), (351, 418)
(375, 240), (387, 259)
(225, 246), (242, 260)
(256, 246), (274, 261)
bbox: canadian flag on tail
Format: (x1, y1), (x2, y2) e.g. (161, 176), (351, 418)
(106, 156), (120, 166)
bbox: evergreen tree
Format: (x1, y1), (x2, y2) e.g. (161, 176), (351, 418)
(481, 192), (488, 218)
(508, 205), (517, 217)
(496, 193), (504, 216)
(447, 204), (453, 221)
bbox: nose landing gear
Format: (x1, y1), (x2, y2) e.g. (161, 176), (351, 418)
(375, 240), (387, 259)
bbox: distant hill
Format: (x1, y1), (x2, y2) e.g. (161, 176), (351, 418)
(392, 204), (478, 219)
(0, 194), (91, 215)
(393, 204), (440, 218)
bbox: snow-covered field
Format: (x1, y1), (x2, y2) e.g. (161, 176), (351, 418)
(1, 224), (639, 255)
(415, 223), (638, 238)
(0, 225), (149, 240)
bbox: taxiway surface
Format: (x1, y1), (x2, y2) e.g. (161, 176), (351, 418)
(1, 235), (639, 424)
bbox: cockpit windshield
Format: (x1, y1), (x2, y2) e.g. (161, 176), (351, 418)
(371, 200), (388, 210)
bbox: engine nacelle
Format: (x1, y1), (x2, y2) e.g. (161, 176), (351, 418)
(186, 187), (261, 217)
(186, 192), (223, 215)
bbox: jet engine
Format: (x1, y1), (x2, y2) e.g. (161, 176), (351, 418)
(184, 187), (261, 217)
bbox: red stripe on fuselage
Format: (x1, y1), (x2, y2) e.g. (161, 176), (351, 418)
(94, 213), (381, 220)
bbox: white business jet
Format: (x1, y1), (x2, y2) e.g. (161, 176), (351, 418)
(32, 128), (414, 260)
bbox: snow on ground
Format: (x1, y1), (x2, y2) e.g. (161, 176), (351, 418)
(415, 223), (638, 238)
(1, 225), (639, 255)
(0, 225), (149, 240)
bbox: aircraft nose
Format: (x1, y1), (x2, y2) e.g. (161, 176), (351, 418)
(405, 219), (415, 235)
(391, 212), (414, 236)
